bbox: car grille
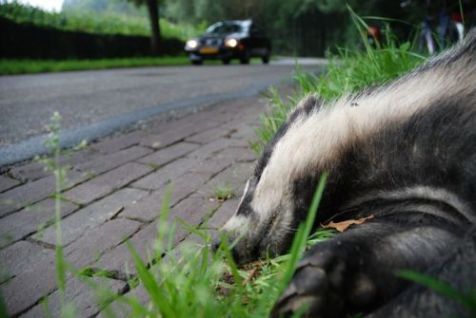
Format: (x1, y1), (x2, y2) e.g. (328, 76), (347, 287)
(202, 38), (222, 46)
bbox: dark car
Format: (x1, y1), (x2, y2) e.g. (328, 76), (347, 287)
(184, 20), (271, 65)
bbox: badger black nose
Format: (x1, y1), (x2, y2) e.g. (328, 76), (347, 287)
(211, 239), (222, 253)
(211, 237), (244, 264)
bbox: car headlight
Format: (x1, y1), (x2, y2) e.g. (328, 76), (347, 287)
(186, 39), (199, 50)
(225, 38), (238, 48)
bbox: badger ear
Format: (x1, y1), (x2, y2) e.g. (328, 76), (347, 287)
(292, 94), (322, 117)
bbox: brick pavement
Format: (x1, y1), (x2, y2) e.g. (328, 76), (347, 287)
(0, 95), (267, 317)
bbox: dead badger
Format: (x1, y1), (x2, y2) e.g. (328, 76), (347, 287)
(218, 30), (476, 317)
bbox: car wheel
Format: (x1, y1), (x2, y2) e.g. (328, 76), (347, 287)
(262, 55), (270, 64)
(222, 58), (231, 65)
(240, 51), (250, 64)
(191, 59), (203, 65)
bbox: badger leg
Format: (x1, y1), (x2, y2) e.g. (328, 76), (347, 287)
(271, 218), (464, 318)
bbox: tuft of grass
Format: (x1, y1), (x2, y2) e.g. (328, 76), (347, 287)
(0, 56), (190, 75)
(213, 184), (235, 202)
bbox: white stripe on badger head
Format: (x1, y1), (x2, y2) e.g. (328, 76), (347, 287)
(238, 179), (251, 208)
(251, 51), (476, 222)
(221, 179), (252, 232)
(222, 214), (251, 234)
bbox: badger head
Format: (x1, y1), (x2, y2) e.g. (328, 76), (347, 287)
(218, 95), (325, 264)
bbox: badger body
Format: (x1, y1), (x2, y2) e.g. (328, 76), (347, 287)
(220, 30), (476, 317)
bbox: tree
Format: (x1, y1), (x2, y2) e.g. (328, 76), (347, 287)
(128, 0), (161, 54)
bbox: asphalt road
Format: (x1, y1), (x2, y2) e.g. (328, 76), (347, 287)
(0, 58), (325, 165)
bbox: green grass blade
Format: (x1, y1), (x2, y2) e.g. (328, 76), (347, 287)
(281, 172), (328, 288)
(127, 242), (175, 317)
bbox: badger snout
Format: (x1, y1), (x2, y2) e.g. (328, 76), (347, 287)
(211, 233), (253, 264)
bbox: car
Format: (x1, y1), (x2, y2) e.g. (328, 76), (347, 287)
(184, 20), (271, 65)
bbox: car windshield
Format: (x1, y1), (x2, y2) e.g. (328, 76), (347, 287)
(206, 22), (242, 35)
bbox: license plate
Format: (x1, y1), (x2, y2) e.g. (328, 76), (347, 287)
(200, 47), (218, 54)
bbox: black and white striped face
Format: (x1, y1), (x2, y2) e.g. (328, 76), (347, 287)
(220, 30), (476, 264)
(221, 96), (322, 263)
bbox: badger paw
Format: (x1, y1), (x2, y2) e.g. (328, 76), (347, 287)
(271, 245), (377, 318)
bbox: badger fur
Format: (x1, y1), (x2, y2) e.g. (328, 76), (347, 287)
(219, 29), (476, 317)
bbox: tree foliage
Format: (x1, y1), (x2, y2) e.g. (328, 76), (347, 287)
(62, 0), (146, 16)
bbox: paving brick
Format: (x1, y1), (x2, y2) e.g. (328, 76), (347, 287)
(131, 156), (230, 191)
(98, 284), (149, 318)
(76, 146), (152, 175)
(213, 146), (257, 164)
(140, 118), (222, 150)
(197, 162), (254, 200)
(186, 138), (249, 160)
(119, 191), (164, 222)
(0, 175), (20, 193)
(37, 188), (148, 246)
(205, 198), (240, 230)
(64, 163), (152, 205)
(99, 195), (220, 275)
(91, 130), (149, 154)
(9, 148), (99, 182)
(122, 171), (214, 222)
(0, 176), (55, 218)
(131, 157), (195, 190)
(170, 194), (220, 246)
(21, 276), (126, 318)
(185, 126), (234, 144)
(65, 218), (141, 268)
(228, 122), (259, 140)
(2, 257), (57, 316)
(139, 125), (196, 150)
(0, 199), (78, 248)
(0, 167), (94, 219)
(3, 220), (134, 317)
(189, 101), (248, 123)
(163, 231), (210, 263)
(138, 142), (199, 167)
(186, 157), (234, 175)
(8, 161), (50, 182)
(95, 222), (158, 274)
(0, 241), (54, 284)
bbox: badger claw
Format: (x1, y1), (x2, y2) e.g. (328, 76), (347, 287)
(271, 241), (378, 318)
(271, 267), (331, 318)
(271, 248), (348, 318)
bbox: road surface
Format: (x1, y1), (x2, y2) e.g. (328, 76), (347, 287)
(0, 58), (325, 165)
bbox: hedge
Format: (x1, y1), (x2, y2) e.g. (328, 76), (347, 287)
(0, 17), (184, 59)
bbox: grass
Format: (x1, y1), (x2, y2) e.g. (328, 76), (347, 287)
(0, 56), (272, 75)
(0, 56), (190, 75)
(213, 184), (235, 202)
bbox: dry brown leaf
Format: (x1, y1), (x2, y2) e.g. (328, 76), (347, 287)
(242, 267), (259, 286)
(322, 215), (374, 233)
